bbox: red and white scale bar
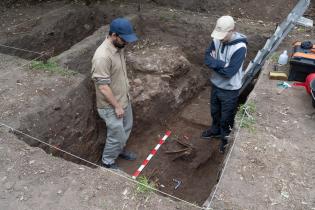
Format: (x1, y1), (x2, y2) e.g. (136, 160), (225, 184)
(132, 130), (171, 179)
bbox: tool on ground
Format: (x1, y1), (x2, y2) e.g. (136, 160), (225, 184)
(293, 73), (315, 94)
(172, 179), (182, 190)
(277, 81), (292, 94)
(132, 130), (171, 179)
(277, 88), (286, 95)
(311, 79), (315, 108)
(278, 82), (292, 88)
(293, 73), (315, 108)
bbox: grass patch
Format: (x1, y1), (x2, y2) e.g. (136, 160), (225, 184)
(297, 26), (306, 32)
(136, 176), (156, 194)
(236, 101), (256, 131)
(159, 15), (169, 22)
(30, 59), (77, 76)
(172, 14), (177, 20)
(270, 52), (280, 63)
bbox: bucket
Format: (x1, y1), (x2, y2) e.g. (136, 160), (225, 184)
(311, 79), (315, 108)
(293, 73), (315, 94)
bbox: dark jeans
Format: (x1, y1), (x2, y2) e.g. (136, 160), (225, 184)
(210, 85), (239, 140)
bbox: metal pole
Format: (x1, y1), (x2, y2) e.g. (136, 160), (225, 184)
(240, 0), (311, 94)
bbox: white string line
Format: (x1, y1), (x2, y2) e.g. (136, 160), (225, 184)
(0, 53), (45, 81)
(11, 53), (46, 73)
(206, 102), (248, 209)
(0, 43), (43, 55)
(0, 122), (209, 210)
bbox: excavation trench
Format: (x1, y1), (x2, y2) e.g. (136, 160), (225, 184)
(5, 10), (271, 205)
(0, 3), (133, 59)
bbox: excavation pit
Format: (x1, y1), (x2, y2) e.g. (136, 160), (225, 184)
(0, 5), (273, 206)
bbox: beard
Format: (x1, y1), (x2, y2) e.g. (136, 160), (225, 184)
(113, 40), (125, 49)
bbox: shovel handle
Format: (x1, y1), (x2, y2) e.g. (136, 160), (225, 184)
(277, 88), (286, 95)
(293, 82), (307, 87)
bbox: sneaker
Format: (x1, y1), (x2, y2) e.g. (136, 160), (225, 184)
(103, 162), (119, 170)
(119, 150), (137, 161)
(219, 139), (228, 154)
(201, 128), (221, 140)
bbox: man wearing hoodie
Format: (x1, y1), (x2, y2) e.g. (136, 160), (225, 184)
(201, 16), (247, 153)
(91, 18), (138, 169)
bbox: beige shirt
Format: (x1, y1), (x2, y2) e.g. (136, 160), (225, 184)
(91, 38), (130, 109)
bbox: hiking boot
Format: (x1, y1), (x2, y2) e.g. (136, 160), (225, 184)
(119, 150), (137, 161)
(219, 138), (228, 154)
(103, 162), (119, 170)
(201, 128), (221, 140)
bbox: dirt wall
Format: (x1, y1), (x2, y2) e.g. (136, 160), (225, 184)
(148, 0), (301, 21)
(0, 5), (106, 59)
(16, 78), (106, 164)
(2, 0), (302, 22)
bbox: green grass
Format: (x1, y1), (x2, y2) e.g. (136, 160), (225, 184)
(172, 14), (177, 20)
(159, 12), (178, 22)
(136, 176), (156, 194)
(236, 101), (256, 132)
(159, 15), (169, 22)
(297, 26), (306, 32)
(270, 52), (280, 63)
(30, 59), (77, 76)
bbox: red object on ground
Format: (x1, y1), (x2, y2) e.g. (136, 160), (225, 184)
(293, 73), (315, 94)
(311, 79), (315, 108)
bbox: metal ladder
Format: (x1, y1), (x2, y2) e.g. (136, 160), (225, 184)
(240, 0), (312, 94)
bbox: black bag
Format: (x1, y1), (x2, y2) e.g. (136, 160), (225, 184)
(301, 41), (313, 50)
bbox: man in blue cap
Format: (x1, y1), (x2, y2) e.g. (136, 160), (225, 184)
(91, 18), (138, 169)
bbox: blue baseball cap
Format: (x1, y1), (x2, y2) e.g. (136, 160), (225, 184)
(110, 18), (138, 43)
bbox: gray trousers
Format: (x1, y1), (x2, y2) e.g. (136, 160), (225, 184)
(97, 103), (133, 165)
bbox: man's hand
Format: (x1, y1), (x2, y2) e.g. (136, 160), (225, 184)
(115, 105), (124, 118)
(210, 50), (216, 59)
(98, 84), (125, 118)
(205, 50), (226, 70)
